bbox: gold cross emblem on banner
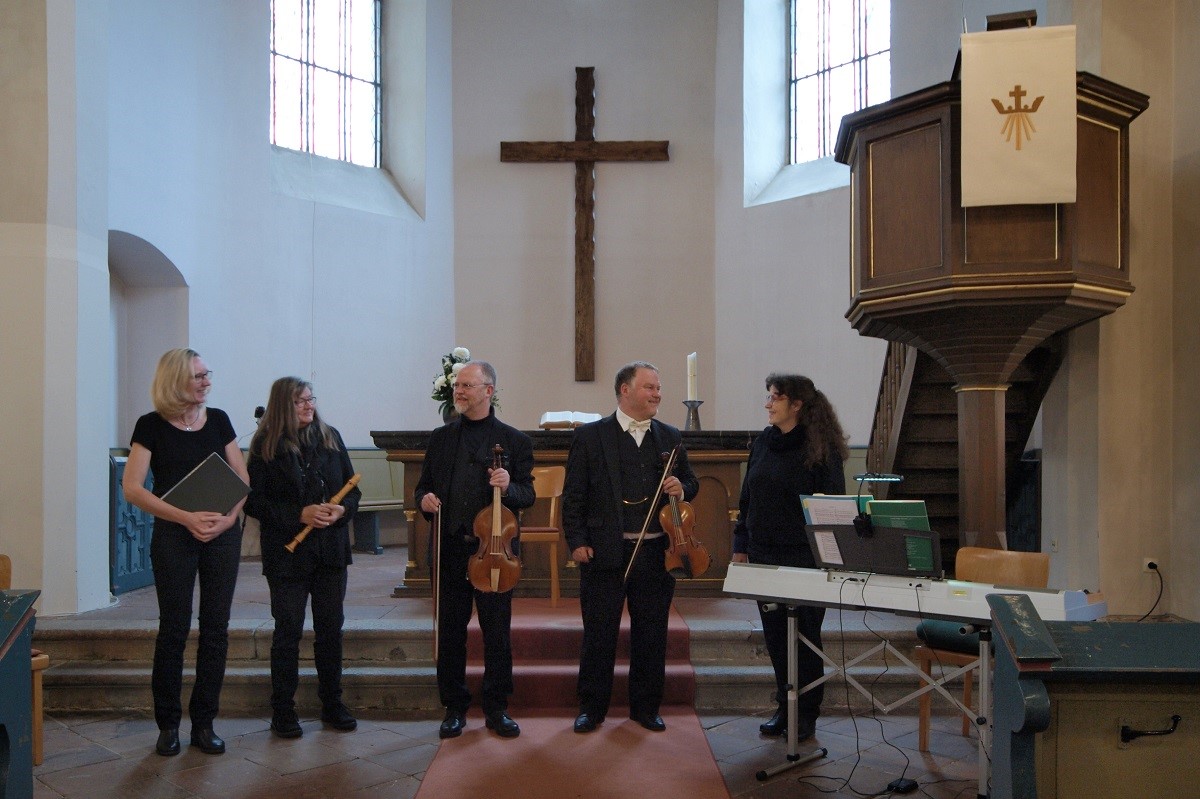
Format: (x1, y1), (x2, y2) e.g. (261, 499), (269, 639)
(991, 84), (1045, 150)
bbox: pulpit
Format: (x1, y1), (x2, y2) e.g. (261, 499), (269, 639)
(370, 430), (760, 598)
(835, 66), (1148, 548)
(0, 589), (40, 799)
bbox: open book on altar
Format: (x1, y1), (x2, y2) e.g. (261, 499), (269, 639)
(539, 411), (602, 429)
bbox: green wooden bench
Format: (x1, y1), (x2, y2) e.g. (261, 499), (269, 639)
(347, 449), (404, 554)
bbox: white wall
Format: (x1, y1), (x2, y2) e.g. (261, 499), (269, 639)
(102, 0), (1062, 447)
(1172, 0), (1200, 622)
(105, 0), (455, 448)
(1090, 0), (1180, 615)
(450, 0), (718, 429)
(451, 0), (885, 438)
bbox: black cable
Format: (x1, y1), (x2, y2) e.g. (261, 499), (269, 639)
(1135, 564), (1164, 622)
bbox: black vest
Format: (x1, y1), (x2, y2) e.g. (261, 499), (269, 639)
(618, 431), (666, 533)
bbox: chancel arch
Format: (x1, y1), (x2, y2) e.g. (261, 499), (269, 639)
(108, 230), (189, 447)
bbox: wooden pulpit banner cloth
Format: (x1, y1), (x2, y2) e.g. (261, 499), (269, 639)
(960, 25), (1076, 207)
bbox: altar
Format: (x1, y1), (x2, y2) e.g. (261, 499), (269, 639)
(370, 429), (765, 598)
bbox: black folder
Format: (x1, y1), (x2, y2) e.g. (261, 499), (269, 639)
(805, 523), (943, 579)
(159, 452), (249, 514)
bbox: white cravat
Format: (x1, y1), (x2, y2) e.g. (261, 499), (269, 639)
(627, 419), (650, 445)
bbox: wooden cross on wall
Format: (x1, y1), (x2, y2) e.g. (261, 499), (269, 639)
(501, 67), (670, 382)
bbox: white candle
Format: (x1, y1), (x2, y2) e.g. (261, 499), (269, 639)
(686, 352), (698, 401)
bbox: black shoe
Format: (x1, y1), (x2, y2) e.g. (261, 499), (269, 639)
(155, 728), (180, 756)
(439, 708), (466, 739)
(485, 710), (521, 738)
(271, 710), (303, 739)
(189, 727), (225, 754)
(759, 707), (787, 737)
(761, 710), (817, 741)
(321, 703), (358, 731)
(573, 712), (603, 733)
(630, 711), (666, 732)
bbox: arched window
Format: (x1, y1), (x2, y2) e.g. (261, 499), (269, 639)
(270, 0), (382, 167)
(791, 0), (890, 164)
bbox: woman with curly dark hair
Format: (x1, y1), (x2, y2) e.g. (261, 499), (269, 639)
(732, 373), (848, 742)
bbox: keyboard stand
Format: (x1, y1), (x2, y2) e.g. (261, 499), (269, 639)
(755, 605), (827, 780)
(757, 603), (993, 797)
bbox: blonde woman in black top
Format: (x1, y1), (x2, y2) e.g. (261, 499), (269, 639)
(123, 348), (248, 757)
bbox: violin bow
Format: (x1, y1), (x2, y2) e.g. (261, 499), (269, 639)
(432, 507), (441, 660)
(622, 446), (679, 584)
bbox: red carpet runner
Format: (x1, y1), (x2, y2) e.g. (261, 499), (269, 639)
(466, 596), (695, 709)
(416, 598), (729, 798)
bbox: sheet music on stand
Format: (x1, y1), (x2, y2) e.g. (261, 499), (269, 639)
(800, 494), (871, 525)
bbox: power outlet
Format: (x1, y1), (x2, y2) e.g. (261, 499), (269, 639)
(1143, 558), (1159, 573)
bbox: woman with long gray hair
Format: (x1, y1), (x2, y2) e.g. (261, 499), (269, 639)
(246, 377), (361, 738)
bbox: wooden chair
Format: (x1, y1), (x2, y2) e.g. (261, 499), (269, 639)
(0, 553), (50, 766)
(520, 466), (566, 607)
(914, 546), (1050, 751)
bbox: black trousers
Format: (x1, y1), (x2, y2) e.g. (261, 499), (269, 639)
(436, 544), (514, 715)
(577, 537), (675, 717)
(267, 566), (348, 713)
(750, 542), (825, 719)
(150, 524), (242, 731)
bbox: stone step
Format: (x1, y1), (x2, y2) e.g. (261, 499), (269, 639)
(35, 619), (920, 669)
(42, 658), (939, 718)
(33, 619), (433, 665)
(37, 620), (955, 718)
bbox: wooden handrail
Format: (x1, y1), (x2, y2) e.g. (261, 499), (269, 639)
(866, 342), (917, 500)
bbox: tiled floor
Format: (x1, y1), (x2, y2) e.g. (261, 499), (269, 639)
(30, 548), (982, 798)
(34, 709), (982, 799)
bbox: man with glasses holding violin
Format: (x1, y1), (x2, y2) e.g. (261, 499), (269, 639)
(415, 361), (534, 740)
(563, 361), (698, 733)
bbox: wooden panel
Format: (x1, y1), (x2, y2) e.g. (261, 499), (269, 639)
(868, 123), (945, 281)
(1074, 118), (1122, 272)
(1043, 689), (1200, 799)
(963, 204), (1059, 265)
(109, 455), (155, 595)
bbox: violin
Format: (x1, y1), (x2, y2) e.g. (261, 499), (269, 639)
(658, 449), (710, 579)
(468, 444), (521, 593)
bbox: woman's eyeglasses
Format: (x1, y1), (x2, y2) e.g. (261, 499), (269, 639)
(294, 396), (317, 407)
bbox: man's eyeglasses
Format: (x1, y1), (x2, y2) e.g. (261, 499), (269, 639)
(191, 371), (213, 382)
(452, 382), (492, 391)
(294, 396), (317, 406)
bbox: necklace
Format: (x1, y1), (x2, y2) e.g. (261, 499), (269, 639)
(181, 407), (200, 431)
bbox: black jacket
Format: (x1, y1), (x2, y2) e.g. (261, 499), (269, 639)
(245, 427), (361, 577)
(562, 413), (699, 570)
(413, 410), (536, 535)
(731, 424), (845, 556)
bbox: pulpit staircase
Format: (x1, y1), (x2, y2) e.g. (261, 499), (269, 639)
(865, 336), (1065, 566)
